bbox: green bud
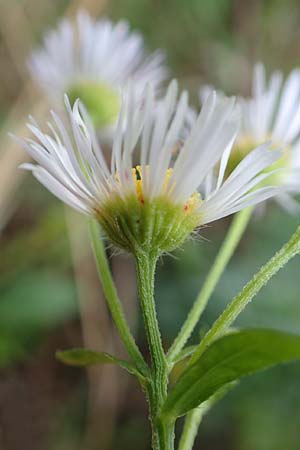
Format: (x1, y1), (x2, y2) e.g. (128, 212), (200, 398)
(67, 81), (120, 128)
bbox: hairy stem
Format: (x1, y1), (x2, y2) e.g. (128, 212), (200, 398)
(168, 207), (252, 364)
(178, 383), (236, 450)
(178, 409), (205, 450)
(135, 250), (174, 450)
(189, 226), (300, 366)
(89, 219), (148, 376)
(172, 208), (252, 450)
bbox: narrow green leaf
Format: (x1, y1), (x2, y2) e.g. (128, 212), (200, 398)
(56, 348), (116, 366)
(162, 329), (300, 419)
(56, 348), (146, 380)
(171, 329), (240, 383)
(172, 328), (239, 365)
(189, 226), (300, 366)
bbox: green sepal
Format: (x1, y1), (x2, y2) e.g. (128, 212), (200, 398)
(229, 137), (289, 186)
(161, 329), (300, 420)
(56, 348), (148, 383)
(67, 81), (120, 128)
(97, 194), (200, 255)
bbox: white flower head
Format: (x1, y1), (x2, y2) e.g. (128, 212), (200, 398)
(239, 63), (300, 212)
(16, 80), (281, 254)
(29, 10), (168, 136)
(201, 63), (300, 213)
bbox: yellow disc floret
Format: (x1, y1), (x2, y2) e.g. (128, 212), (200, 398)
(132, 166), (201, 213)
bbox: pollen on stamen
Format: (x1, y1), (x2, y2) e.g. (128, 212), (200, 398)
(183, 192), (202, 215)
(113, 165), (201, 214)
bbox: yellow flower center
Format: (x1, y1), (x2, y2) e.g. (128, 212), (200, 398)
(131, 166), (201, 214)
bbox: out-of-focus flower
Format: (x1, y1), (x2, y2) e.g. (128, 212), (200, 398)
(15, 81), (281, 254)
(29, 11), (168, 135)
(201, 63), (300, 212)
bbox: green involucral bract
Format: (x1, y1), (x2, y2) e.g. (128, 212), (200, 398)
(67, 80), (120, 128)
(227, 136), (289, 186)
(95, 194), (201, 255)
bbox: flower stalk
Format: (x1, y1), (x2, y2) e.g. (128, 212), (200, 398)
(168, 206), (253, 365)
(178, 407), (207, 450)
(89, 219), (148, 376)
(189, 226), (300, 367)
(172, 206), (252, 449)
(135, 249), (174, 450)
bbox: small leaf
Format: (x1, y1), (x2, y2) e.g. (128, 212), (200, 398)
(162, 329), (300, 420)
(57, 348), (114, 365)
(56, 348), (146, 381)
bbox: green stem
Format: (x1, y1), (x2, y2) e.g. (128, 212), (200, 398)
(135, 249), (174, 450)
(89, 219), (148, 376)
(178, 383), (236, 450)
(167, 207), (252, 364)
(172, 208), (252, 450)
(154, 421), (175, 450)
(189, 226), (300, 366)
(178, 409), (205, 450)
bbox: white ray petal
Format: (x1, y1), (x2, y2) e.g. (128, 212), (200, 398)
(33, 167), (92, 214)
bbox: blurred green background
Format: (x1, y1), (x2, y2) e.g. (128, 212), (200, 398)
(1, 1), (300, 449)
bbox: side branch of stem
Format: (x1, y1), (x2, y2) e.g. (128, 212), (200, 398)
(168, 207), (252, 364)
(89, 219), (148, 375)
(189, 226), (300, 366)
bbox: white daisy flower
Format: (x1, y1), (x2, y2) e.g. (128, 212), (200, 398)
(15, 80), (281, 254)
(29, 11), (167, 135)
(201, 63), (300, 212)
